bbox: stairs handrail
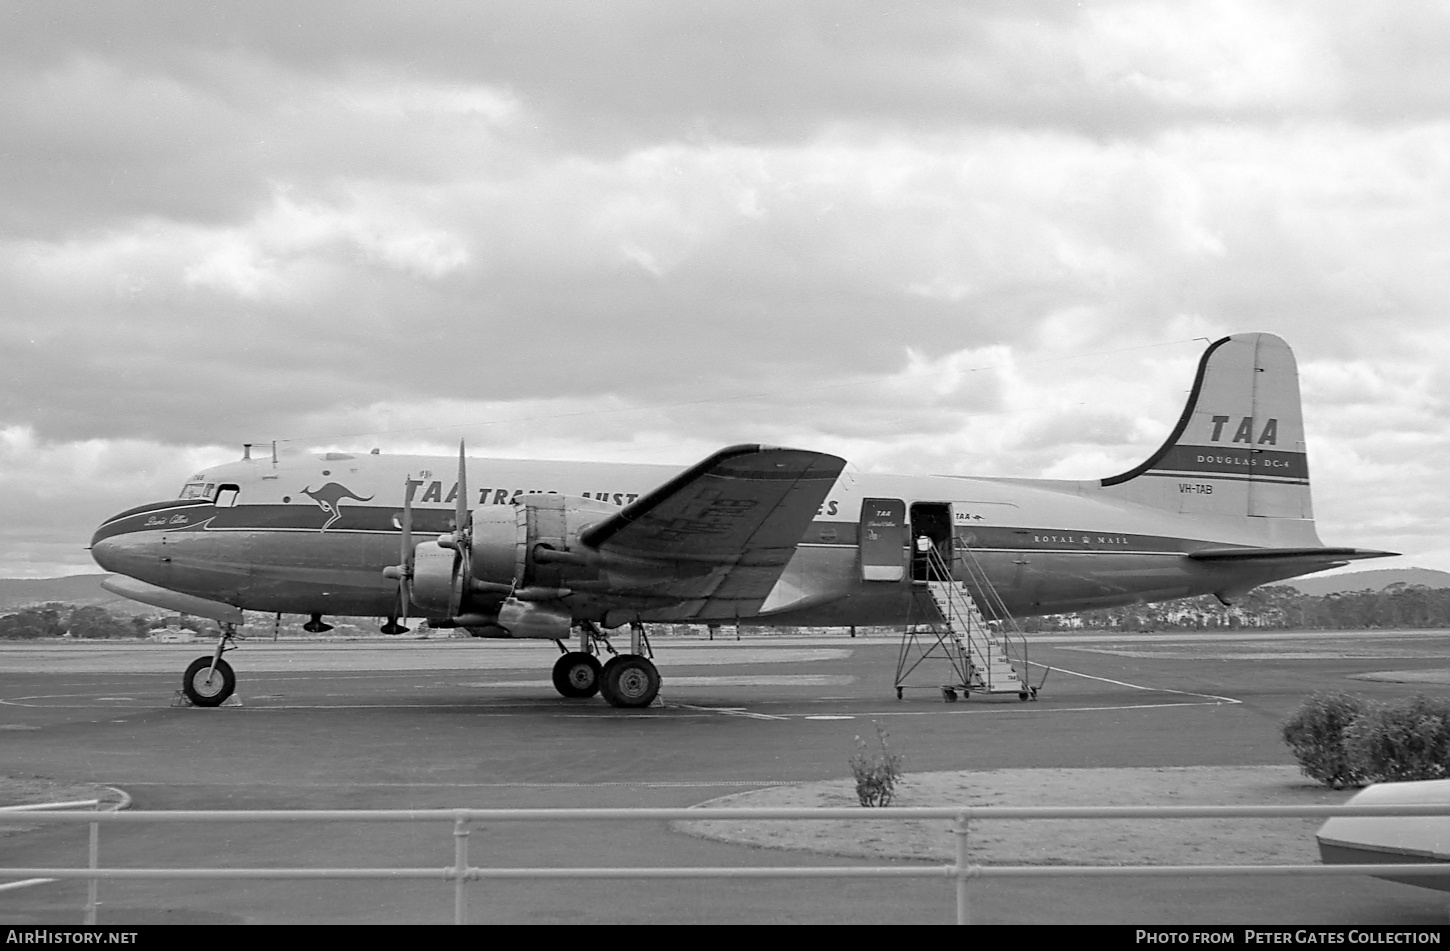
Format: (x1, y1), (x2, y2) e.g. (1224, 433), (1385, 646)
(922, 546), (1008, 689)
(932, 543), (1031, 686)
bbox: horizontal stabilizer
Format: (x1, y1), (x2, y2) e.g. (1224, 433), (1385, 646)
(1188, 546), (1398, 563)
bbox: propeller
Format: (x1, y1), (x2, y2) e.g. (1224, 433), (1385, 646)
(382, 474), (418, 628)
(434, 441), (473, 617)
(385, 444), (472, 624)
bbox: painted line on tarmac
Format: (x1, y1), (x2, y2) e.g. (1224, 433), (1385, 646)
(0, 693), (148, 708)
(0, 878), (57, 893)
(859, 700), (1235, 717)
(115, 779), (804, 788)
(849, 662), (1238, 717)
(1036, 662), (1240, 704)
(142, 701), (784, 718)
(670, 703), (788, 720)
(457, 675), (853, 689)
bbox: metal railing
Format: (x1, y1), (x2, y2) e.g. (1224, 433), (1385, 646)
(5, 803), (1450, 924)
(948, 544), (1032, 682)
(0, 797), (104, 922)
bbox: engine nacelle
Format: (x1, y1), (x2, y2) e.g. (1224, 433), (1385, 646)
(496, 598), (572, 639)
(411, 539), (462, 616)
(427, 598), (572, 639)
(467, 494), (616, 589)
(411, 494), (614, 623)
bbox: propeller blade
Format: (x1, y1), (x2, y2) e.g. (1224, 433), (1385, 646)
(400, 474), (417, 616)
(455, 440), (469, 542)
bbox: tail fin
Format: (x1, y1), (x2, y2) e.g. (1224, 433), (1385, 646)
(1099, 333), (1312, 519)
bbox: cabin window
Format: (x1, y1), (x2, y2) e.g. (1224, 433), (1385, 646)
(214, 485), (240, 508)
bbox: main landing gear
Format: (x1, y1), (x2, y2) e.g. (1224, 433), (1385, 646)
(552, 651), (603, 698)
(551, 621), (660, 708)
(182, 623), (240, 707)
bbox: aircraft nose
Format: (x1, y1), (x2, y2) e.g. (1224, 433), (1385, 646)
(90, 514), (165, 581)
(89, 532), (123, 573)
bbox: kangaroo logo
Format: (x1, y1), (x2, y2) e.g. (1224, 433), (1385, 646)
(300, 483), (375, 531)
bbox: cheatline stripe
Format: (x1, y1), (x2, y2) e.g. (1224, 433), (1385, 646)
(1140, 470), (1309, 485)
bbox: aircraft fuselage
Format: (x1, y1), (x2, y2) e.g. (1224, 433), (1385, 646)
(91, 450), (1330, 629)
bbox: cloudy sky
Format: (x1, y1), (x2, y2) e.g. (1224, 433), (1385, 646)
(2, 0), (1447, 578)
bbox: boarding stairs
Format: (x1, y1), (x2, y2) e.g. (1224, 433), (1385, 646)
(894, 545), (1035, 701)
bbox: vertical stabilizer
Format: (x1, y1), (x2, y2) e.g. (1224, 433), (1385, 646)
(1099, 333), (1312, 520)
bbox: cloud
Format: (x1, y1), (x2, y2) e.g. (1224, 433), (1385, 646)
(0, 427), (233, 577)
(2, 2), (1449, 575)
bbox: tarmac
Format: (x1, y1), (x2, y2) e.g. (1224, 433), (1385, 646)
(2, 628), (1449, 925)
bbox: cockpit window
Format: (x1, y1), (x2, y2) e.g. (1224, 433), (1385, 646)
(178, 482), (214, 500)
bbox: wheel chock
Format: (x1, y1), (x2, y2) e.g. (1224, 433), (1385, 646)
(171, 690), (243, 708)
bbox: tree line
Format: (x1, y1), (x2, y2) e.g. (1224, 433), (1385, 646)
(4, 582), (1450, 639)
(0, 603), (223, 640)
(1019, 583), (1450, 632)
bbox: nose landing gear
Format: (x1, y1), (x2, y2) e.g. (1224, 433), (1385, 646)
(181, 623), (240, 707)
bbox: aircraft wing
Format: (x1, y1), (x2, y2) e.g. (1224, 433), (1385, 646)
(580, 444), (846, 619)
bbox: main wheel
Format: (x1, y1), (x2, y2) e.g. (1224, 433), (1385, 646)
(600, 654), (660, 709)
(552, 652), (602, 699)
(182, 657), (236, 707)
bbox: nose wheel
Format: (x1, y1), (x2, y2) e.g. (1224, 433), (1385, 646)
(181, 624), (240, 707)
(183, 656), (236, 706)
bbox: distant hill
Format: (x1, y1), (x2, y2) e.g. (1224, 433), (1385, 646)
(4, 566), (1448, 617)
(1270, 567), (1450, 596)
(0, 574), (146, 613)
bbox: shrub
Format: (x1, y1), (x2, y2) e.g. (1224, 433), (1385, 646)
(1343, 695), (1450, 783)
(849, 722), (905, 807)
(1282, 692), (1370, 788)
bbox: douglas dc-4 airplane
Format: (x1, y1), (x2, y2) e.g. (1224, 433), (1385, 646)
(91, 333), (1392, 709)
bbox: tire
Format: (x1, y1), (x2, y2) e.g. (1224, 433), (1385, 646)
(183, 657), (236, 707)
(600, 655), (660, 709)
(552, 652), (602, 699)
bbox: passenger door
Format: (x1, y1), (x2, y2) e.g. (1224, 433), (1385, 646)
(859, 498), (906, 582)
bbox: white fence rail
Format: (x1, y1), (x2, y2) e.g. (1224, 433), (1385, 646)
(0, 797), (104, 919)
(5, 804), (1450, 925)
